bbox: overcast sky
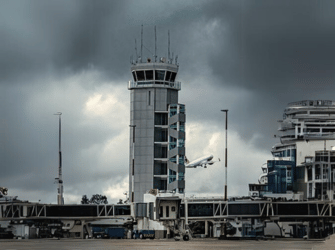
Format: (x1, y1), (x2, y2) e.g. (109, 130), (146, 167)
(2, 0), (335, 204)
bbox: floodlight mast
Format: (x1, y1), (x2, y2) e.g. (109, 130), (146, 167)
(221, 109), (228, 201)
(129, 124), (136, 203)
(54, 112), (64, 205)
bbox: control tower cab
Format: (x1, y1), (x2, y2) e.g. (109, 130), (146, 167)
(129, 58), (180, 90)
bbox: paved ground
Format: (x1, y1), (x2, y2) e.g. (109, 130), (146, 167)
(0, 237), (334, 250)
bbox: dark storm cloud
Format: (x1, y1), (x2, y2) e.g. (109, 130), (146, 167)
(0, 0), (204, 84)
(176, 0), (335, 150)
(207, 0), (335, 91)
(0, 0), (130, 83)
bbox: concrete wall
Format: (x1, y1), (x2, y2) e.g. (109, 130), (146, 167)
(129, 87), (180, 202)
(130, 88), (155, 202)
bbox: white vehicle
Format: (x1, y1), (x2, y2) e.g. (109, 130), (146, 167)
(185, 155), (217, 168)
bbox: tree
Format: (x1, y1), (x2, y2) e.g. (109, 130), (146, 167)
(81, 194), (108, 205)
(81, 195), (89, 204)
(90, 194), (108, 204)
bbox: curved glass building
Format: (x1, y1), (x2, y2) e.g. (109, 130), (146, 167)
(250, 100), (335, 200)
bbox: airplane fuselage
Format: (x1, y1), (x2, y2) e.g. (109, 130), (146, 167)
(185, 155), (214, 168)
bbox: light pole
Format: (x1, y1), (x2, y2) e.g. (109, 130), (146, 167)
(221, 110), (228, 201)
(54, 112), (64, 205)
(129, 125), (136, 203)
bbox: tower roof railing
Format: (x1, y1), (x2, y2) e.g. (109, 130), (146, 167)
(128, 81), (181, 90)
(287, 100), (335, 107)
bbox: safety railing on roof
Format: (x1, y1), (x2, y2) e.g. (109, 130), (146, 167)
(128, 81), (181, 90)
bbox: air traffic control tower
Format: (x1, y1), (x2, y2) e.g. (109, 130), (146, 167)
(128, 44), (186, 203)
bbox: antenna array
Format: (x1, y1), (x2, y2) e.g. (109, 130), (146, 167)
(131, 25), (178, 65)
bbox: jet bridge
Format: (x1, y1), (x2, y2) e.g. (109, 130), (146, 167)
(143, 194), (335, 239)
(0, 202), (132, 220)
(0, 201), (133, 239)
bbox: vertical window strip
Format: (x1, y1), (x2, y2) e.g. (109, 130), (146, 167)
(148, 91), (151, 105)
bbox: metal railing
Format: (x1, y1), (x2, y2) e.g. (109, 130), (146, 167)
(287, 100), (335, 107)
(128, 81), (181, 90)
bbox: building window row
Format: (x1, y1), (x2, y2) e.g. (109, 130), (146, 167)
(132, 70), (177, 82)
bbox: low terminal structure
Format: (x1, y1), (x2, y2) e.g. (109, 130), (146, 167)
(2, 188), (335, 240)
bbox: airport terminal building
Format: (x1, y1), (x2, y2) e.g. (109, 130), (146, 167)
(250, 100), (335, 200)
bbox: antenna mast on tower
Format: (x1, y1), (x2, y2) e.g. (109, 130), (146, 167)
(135, 39), (138, 62)
(168, 30), (170, 62)
(141, 25), (143, 63)
(154, 26), (157, 62)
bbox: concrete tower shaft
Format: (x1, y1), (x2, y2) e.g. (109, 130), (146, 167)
(128, 59), (186, 203)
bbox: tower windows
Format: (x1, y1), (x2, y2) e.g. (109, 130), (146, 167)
(132, 70), (178, 84)
(154, 161), (167, 175)
(169, 137), (177, 150)
(154, 177), (167, 190)
(169, 169), (176, 183)
(170, 72), (177, 82)
(180, 122), (185, 132)
(136, 71), (145, 81)
(169, 105), (177, 117)
(132, 71), (137, 81)
(155, 113), (168, 125)
(165, 71), (171, 81)
(148, 91), (151, 105)
(155, 70), (165, 80)
(154, 128), (168, 142)
(154, 144), (167, 158)
(145, 70), (154, 80)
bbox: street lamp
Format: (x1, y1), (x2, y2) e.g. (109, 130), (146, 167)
(129, 125), (136, 202)
(221, 109), (228, 201)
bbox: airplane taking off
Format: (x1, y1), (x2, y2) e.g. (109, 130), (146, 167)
(185, 155), (218, 168)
